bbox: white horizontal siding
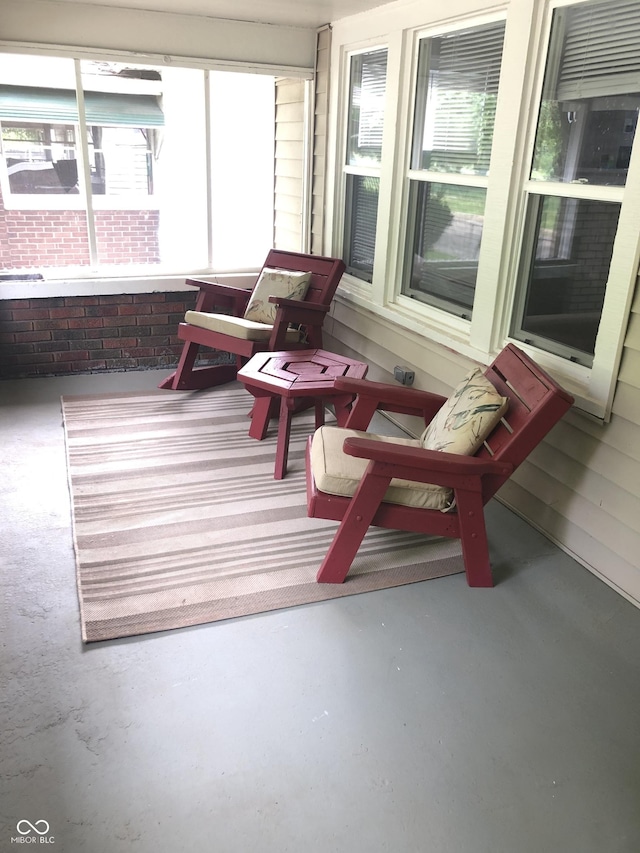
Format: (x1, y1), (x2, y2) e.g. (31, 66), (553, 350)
(312, 26), (331, 256)
(274, 78), (305, 252)
(499, 478), (640, 604)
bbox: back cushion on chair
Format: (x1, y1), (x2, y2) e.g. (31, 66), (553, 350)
(243, 268), (311, 325)
(421, 368), (508, 455)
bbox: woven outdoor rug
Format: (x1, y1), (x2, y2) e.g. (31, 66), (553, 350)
(61, 385), (464, 642)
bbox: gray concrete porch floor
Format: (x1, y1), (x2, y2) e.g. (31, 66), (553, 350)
(1, 369), (639, 853)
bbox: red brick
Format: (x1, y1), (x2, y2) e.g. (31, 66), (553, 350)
(50, 307), (85, 319)
(104, 337), (137, 349)
(118, 304), (151, 316)
(55, 351), (86, 362)
(33, 319), (69, 331)
(12, 308), (51, 321)
(15, 331), (50, 343)
(68, 317), (104, 329)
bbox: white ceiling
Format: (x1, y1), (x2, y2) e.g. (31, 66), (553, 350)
(50, 0), (393, 28)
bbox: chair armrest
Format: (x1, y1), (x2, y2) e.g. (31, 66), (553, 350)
(268, 296), (329, 313)
(342, 437), (513, 487)
(333, 377), (447, 428)
(185, 278), (252, 315)
(269, 298), (330, 334)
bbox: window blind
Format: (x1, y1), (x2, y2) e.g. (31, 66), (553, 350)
(357, 50), (387, 150)
(348, 49), (387, 163)
(556, 0), (640, 100)
(418, 21), (505, 174)
(345, 174), (379, 279)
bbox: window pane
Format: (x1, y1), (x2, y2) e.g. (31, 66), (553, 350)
(209, 72), (276, 269)
(412, 21), (505, 175)
(79, 60), (165, 268)
(347, 49), (387, 166)
(512, 195), (620, 362)
(531, 0), (640, 186)
(0, 54), (90, 273)
(403, 181), (486, 316)
(344, 174), (380, 281)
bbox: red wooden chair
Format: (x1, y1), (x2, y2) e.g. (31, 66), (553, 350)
(306, 343), (574, 587)
(159, 250), (346, 391)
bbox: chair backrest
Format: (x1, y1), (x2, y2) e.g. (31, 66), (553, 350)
(260, 249), (345, 308)
(475, 344), (574, 501)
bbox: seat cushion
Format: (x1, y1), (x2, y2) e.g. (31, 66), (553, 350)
(184, 311), (302, 343)
(243, 268), (311, 324)
(310, 426), (454, 511)
(420, 367), (508, 454)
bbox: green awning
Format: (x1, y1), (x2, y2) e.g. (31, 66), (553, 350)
(0, 85), (164, 127)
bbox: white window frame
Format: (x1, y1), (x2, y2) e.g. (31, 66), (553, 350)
(400, 18), (506, 320)
(327, 0), (640, 421)
(334, 40), (391, 295)
(0, 43), (314, 297)
(341, 45), (388, 283)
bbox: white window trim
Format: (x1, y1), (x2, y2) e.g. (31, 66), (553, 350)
(331, 39), (390, 295)
(328, 0), (639, 421)
(0, 44), (314, 298)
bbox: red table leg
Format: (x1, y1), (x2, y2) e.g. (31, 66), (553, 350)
(274, 397), (295, 479)
(333, 394), (355, 427)
(248, 395), (273, 441)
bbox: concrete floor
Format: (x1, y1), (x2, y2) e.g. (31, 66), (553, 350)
(1, 369), (639, 853)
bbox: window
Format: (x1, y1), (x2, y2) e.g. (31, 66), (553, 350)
(329, 0), (640, 417)
(343, 47), (387, 282)
(511, 0), (640, 366)
(402, 21), (505, 317)
(0, 52), (302, 278)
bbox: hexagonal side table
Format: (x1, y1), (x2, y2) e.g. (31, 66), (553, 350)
(237, 349), (368, 479)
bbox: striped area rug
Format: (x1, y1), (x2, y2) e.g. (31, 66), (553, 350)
(61, 385), (464, 642)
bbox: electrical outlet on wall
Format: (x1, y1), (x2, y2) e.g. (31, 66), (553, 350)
(393, 365), (415, 386)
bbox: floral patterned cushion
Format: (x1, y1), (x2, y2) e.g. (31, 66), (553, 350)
(420, 368), (508, 455)
(243, 268), (311, 325)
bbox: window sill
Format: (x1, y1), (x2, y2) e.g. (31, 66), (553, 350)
(0, 271), (257, 299)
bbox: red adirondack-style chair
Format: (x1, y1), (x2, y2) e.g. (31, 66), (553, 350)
(306, 343), (574, 587)
(159, 250), (345, 391)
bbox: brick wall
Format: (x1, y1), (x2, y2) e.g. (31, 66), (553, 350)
(0, 292), (226, 379)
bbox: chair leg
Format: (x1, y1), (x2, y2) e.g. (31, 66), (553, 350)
(158, 341), (201, 390)
(316, 468), (392, 583)
(455, 489), (494, 587)
(158, 341), (238, 391)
